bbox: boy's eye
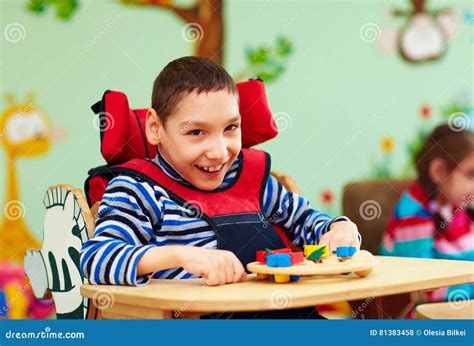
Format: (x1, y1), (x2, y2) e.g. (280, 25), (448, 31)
(225, 124), (239, 131)
(187, 129), (203, 136)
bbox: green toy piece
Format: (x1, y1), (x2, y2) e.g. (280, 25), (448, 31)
(307, 246), (327, 261)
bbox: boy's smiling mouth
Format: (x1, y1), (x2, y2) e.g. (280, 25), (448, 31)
(194, 160), (229, 176)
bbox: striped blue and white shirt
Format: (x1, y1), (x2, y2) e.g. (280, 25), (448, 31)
(80, 151), (347, 286)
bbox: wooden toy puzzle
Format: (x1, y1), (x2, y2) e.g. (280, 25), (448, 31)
(247, 246), (377, 283)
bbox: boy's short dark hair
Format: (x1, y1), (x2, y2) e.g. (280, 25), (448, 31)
(151, 56), (237, 123)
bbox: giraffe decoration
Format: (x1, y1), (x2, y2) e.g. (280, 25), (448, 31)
(0, 93), (63, 319)
(0, 93), (52, 263)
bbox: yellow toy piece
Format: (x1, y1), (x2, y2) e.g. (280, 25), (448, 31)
(303, 244), (329, 258)
(273, 274), (290, 283)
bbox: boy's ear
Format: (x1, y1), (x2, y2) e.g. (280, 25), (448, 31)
(429, 158), (449, 185)
(145, 108), (162, 145)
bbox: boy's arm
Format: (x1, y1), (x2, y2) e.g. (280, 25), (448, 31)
(80, 176), (165, 286)
(262, 175), (348, 248)
(80, 175), (247, 287)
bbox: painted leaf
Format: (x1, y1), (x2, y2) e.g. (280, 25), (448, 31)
(307, 246), (326, 261)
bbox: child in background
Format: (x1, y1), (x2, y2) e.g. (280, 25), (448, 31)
(80, 56), (360, 318)
(381, 124), (474, 302)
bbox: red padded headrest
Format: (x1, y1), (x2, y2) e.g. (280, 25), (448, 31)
(92, 78), (278, 164)
(237, 79), (279, 147)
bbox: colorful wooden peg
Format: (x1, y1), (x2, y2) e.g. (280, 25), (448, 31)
(273, 274), (290, 283)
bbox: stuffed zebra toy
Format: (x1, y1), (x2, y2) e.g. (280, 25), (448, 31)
(24, 185), (94, 319)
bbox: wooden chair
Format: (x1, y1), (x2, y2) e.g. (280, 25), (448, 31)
(342, 179), (413, 254)
(271, 171), (301, 195)
(23, 185), (99, 319)
(342, 179), (415, 319)
(23, 173), (299, 319)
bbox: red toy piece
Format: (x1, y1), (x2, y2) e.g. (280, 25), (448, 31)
(255, 248), (304, 265)
(290, 252), (304, 265)
(256, 250), (267, 263)
(271, 248), (292, 254)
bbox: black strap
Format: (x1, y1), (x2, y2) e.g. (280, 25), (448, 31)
(90, 100), (101, 114)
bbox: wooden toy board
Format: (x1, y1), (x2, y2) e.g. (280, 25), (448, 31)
(247, 255), (377, 277)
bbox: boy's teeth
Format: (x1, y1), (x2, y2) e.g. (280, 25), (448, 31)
(199, 164), (223, 172)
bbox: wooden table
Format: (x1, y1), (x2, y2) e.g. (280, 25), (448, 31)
(417, 300), (474, 319)
(81, 256), (474, 319)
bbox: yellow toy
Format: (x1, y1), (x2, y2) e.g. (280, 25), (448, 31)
(274, 274), (291, 283)
(303, 244), (329, 260)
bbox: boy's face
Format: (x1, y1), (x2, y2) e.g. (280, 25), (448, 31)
(147, 89), (241, 191)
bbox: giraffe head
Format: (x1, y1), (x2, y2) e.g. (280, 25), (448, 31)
(0, 92), (51, 158)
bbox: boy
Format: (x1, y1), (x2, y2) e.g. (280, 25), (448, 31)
(80, 56), (360, 290)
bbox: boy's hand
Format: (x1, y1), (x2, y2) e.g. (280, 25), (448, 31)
(319, 220), (360, 253)
(176, 247), (247, 286)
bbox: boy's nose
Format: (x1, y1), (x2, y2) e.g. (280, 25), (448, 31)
(206, 139), (227, 161)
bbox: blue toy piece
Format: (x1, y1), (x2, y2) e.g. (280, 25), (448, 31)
(266, 253), (292, 267)
(336, 246), (356, 257)
(290, 275), (300, 282)
(347, 246), (356, 256)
